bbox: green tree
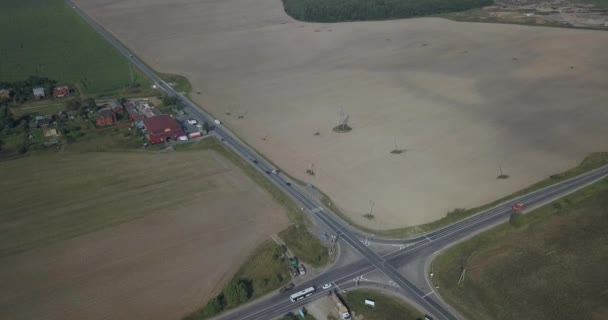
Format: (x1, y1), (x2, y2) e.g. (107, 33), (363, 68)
(272, 244), (284, 261)
(223, 280), (249, 306)
(84, 98), (96, 110)
(202, 121), (210, 132)
(162, 95), (178, 106)
(66, 98), (82, 111)
(0, 106), (13, 131)
(204, 295), (224, 315)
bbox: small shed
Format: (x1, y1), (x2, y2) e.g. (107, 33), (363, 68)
(33, 87), (45, 99)
(0, 89), (10, 99)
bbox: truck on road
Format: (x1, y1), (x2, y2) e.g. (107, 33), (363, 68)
(331, 291), (351, 320)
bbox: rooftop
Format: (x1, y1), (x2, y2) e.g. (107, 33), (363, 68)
(33, 87), (45, 96)
(143, 115), (182, 135)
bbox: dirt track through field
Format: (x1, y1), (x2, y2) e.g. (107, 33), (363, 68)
(0, 151), (288, 320)
(74, 0), (608, 229)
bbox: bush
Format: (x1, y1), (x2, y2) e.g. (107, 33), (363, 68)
(509, 212), (524, 228)
(223, 280), (249, 306)
(183, 294), (225, 320)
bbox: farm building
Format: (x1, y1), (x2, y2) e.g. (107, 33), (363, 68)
(0, 89), (10, 99)
(107, 100), (123, 113)
(33, 87), (45, 99)
(125, 105), (141, 121)
(96, 109), (117, 126)
(53, 86), (70, 97)
(143, 115), (185, 144)
(34, 115), (51, 128)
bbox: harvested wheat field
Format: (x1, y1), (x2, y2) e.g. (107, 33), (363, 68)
(74, 0), (608, 229)
(0, 151), (288, 320)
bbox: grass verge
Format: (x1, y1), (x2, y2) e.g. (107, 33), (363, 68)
(433, 178), (608, 320)
(321, 152), (608, 238)
(345, 289), (424, 320)
(159, 73), (192, 93)
(280, 225), (328, 268)
(184, 241), (291, 319)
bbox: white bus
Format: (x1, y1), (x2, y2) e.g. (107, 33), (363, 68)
(289, 286), (316, 302)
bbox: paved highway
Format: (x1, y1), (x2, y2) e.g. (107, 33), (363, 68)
(67, 1), (608, 319)
(66, 1), (459, 318)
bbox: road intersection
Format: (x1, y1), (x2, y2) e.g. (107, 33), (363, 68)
(67, 1), (608, 318)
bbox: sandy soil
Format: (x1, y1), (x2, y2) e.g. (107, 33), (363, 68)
(0, 151), (288, 320)
(74, 0), (608, 229)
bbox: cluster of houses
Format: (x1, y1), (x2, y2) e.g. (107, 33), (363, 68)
(28, 96), (206, 145)
(0, 85), (70, 100)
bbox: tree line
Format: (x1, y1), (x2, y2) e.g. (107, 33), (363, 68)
(282, 0), (493, 22)
(0, 76), (58, 104)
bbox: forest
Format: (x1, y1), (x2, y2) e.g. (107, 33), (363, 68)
(282, 0), (493, 22)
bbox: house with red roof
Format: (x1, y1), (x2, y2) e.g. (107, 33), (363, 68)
(53, 86), (70, 98)
(143, 115), (185, 144)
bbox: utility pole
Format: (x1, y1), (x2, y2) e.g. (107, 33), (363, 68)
(370, 200), (379, 233)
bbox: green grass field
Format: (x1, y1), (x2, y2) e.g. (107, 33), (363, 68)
(433, 178), (608, 320)
(579, 0), (608, 7)
(345, 289), (424, 320)
(280, 225), (328, 268)
(9, 100), (67, 118)
(0, 0), (151, 96)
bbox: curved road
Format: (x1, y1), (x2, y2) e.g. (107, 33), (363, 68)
(66, 1), (608, 319)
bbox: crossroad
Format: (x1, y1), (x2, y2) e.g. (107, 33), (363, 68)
(67, 2), (608, 319)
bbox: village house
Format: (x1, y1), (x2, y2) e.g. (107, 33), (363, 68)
(33, 87), (45, 99)
(0, 89), (10, 100)
(142, 115), (185, 144)
(96, 109), (116, 126)
(66, 111), (78, 120)
(34, 115), (52, 128)
(108, 100), (123, 113)
(125, 104), (141, 121)
(53, 86), (70, 98)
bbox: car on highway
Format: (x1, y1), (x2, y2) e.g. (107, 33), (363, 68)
(187, 119), (198, 125)
(272, 169), (280, 175)
(321, 283), (332, 290)
(512, 203), (525, 211)
(214, 119), (222, 125)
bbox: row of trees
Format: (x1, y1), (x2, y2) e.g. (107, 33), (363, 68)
(185, 279), (252, 319)
(282, 0), (493, 22)
(0, 76), (58, 104)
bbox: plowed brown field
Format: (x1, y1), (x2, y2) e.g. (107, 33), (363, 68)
(0, 151), (288, 320)
(73, 0), (608, 229)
